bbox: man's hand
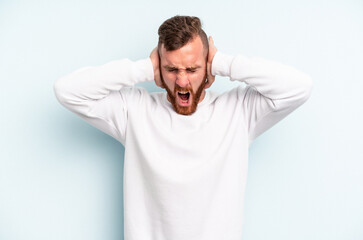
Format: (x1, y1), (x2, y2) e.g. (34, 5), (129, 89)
(150, 47), (164, 89)
(205, 36), (217, 89)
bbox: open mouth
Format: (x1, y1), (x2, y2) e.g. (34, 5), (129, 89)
(177, 91), (191, 106)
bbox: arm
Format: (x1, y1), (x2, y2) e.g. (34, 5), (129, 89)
(209, 41), (313, 144)
(53, 58), (154, 144)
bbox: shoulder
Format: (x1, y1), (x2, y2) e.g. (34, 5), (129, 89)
(214, 86), (248, 103)
(119, 86), (166, 108)
(119, 86), (150, 101)
(210, 86), (259, 113)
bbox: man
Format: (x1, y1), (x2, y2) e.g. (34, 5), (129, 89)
(54, 16), (312, 240)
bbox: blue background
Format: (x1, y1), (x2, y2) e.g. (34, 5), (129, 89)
(1, 0), (362, 239)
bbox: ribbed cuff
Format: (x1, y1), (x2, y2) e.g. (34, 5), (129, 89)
(211, 51), (234, 77)
(133, 58), (155, 84)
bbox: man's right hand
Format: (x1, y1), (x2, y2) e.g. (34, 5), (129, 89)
(150, 47), (164, 89)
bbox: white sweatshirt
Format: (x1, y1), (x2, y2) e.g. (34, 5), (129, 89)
(54, 51), (312, 240)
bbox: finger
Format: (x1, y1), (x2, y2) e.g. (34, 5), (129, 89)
(208, 36), (214, 62)
(156, 78), (165, 89)
(209, 36), (214, 47)
(205, 65), (213, 89)
(204, 76), (210, 89)
(204, 78), (213, 89)
(208, 63), (215, 78)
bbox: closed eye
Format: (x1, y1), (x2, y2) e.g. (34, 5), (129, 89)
(165, 67), (178, 73)
(186, 67), (199, 73)
(164, 66), (199, 73)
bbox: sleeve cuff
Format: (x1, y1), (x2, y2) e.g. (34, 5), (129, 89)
(133, 58), (155, 84)
(211, 51), (234, 77)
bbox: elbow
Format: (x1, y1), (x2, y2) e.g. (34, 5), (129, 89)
(292, 73), (313, 106)
(53, 76), (70, 105)
(301, 74), (313, 103)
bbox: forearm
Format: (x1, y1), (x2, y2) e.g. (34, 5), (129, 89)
(53, 58), (154, 108)
(211, 52), (313, 109)
(53, 57), (154, 144)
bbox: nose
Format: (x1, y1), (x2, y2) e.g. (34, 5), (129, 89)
(175, 71), (189, 88)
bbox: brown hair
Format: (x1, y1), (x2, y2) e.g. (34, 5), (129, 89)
(158, 15), (208, 56)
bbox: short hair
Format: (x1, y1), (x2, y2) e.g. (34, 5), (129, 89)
(158, 15), (208, 56)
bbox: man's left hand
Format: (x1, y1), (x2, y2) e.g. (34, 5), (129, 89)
(205, 36), (217, 89)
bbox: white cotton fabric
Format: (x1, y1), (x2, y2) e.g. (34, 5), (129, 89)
(54, 51), (312, 240)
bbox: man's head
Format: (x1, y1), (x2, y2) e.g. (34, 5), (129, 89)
(157, 16), (209, 115)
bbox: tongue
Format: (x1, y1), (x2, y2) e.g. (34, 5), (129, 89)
(179, 93), (189, 100)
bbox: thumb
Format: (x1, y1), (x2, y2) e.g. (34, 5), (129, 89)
(208, 36), (214, 62)
(209, 36), (214, 45)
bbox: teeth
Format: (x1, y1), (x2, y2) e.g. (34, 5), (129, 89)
(178, 91), (189, 94)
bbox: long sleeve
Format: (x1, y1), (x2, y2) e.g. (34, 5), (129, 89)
(211, 51), (313, 144)
(53, 58), (154, 144)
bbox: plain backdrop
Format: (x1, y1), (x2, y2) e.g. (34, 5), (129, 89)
(0, 0), (362, 239)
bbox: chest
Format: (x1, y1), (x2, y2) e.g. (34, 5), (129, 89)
(127, 100), (247, 158)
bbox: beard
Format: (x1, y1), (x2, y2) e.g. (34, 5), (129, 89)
(161, 72), (207, 116)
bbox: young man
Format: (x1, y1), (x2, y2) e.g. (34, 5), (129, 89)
(54, 16), (312, 240)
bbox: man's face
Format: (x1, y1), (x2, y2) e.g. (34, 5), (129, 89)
(159, 36), (207, 115)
